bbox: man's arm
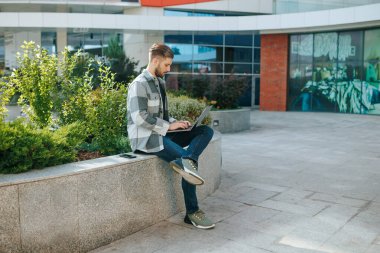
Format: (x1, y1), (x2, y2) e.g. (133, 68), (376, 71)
(128, 81), (170, 136)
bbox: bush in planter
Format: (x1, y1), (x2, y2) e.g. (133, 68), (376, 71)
(0, 119), (87, 174)
(6, 41), (58, 128)
(169, 75), (210, 99)
(55, 49), (94, 125)
(85, 65), (130, 155)
(168, 93), (211, 125)
(210, 75), (248, 109)
(0, 78), (15, 121)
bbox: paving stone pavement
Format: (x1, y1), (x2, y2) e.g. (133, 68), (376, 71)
(90, 111), (380, 253)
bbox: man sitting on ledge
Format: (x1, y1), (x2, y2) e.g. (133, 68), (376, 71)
(127, 43), (215, 229)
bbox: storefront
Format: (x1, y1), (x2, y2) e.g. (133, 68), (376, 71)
(288, 28), (380, 115)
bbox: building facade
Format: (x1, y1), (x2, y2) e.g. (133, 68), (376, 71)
(0, 0), (380, 114)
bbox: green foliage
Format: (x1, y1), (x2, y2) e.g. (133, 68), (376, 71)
(211, 76), (247, 109)
(86, 65), (130, 155)
(55, 49), (93, 125)
(172, 74), (248, 109)
(178, 75), (210, 99)
(168, 93), (211, 125)
(0, 78), (15, 121)
(104, 36), (139, 84)
(8, 41), (58, 128)
(0, 119), (87, 174)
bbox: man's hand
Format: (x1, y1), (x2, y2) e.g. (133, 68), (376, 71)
(169, 121), (192, 130)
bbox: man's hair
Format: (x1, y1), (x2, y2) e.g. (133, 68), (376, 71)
(149, 43), (174, 62)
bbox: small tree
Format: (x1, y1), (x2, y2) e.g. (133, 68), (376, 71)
(104, 36), (139, 84)
(55, 49), (93, 125)
(8, 41), (58, 128)
(211, 75), (247, 109)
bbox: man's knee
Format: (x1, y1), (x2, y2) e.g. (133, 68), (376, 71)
(199, 125), (214, 139)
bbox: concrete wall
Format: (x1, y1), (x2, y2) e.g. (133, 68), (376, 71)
(0, 133), (221, 253)
(210, 108), (251, 133)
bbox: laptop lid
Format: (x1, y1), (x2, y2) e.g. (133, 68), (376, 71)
(167, 105), (212, 133)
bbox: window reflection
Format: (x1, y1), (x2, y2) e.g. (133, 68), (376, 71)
(225, 34), (253, 47)
(167, 44), (193, 62)
(193, 62), (222, 73)
(288, 29), (380, 115)
(194, 34), (223, 45)
(225, 63), (252, 74)
(67, 32), (122, 57)
(41, 32), (57, 55)
(164, 31), (259, 106)
(225, 47), (252, 63)
(193, 45), (223, 61)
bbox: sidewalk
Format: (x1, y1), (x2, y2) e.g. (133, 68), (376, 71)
(90, 111), (380, 253)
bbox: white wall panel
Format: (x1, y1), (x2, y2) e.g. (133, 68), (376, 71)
(0, 3), (379, 33)
(19, 13), (43, 27)
(0, 13), (19, 27)
(43, 13), (68, 28)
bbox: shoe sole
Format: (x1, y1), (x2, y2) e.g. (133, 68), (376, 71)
(184, 215), (215, 229)
(169, 161), (204, 185)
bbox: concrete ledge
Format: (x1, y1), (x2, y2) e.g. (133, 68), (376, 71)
(0, 133), (222, 253)
(210, 108), (251, 133)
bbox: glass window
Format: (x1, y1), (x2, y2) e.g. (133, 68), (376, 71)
(193, 45), (223, 62)
(193, 62), (222, 73)
(364, 28), (380, 115)
(225, 34), (252, 47)
(288, 34), (316, 112)
(168, 44), (193, 62)
(290, 34), (313, 64)
(41, 32), (56, 55)
(253, 63), (260, 74)
(170, 62), (192, 73)
(338, 31), (363, 63)
(164, 34), (192, 44)
(238, 76), (253, 106)
(254, 35), (261, 47)
(67, 32), (84, 52)
(254, 77), (260, 105)
(314, 32), (338, 64)
(225, 47), (252, 63)
(225, 63), (252, 74)
(164, 10), (191, 16)
(254, 48), (260, 63)
(83, 32), (105, 57)
(194, 34), (223, 45)
(164, 10), (222, 17)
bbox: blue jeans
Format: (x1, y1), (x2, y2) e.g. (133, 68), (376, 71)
(149, 125), (214, 215)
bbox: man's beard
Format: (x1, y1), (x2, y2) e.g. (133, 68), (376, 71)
(155, 66), (165, 78)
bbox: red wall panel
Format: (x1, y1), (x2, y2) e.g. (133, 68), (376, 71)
(141, 0), (216, 7)
(260, 34), (289, 111)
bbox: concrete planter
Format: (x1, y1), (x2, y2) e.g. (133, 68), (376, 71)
(210, 108), (251, 133)
(0, 133), (222, 253)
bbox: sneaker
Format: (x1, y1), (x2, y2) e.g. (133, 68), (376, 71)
(169, 158), (205, 185)
(184, 210), (215, 229)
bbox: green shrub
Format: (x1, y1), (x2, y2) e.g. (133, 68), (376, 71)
(211, 76), (247, 109)
(104, 36), (139, 84)
(55, 49), (94, 125)
(8, 41), (58, 128)
(0, 119), (87, 174)
(168, 93), (211, 125)
(0, 79), (15, 121)
(85, 65), (130, 155)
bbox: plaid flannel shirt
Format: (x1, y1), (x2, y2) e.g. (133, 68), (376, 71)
(127, 69), (176, 153)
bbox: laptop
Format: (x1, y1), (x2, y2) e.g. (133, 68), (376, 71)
(167, 105), (212, 133)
